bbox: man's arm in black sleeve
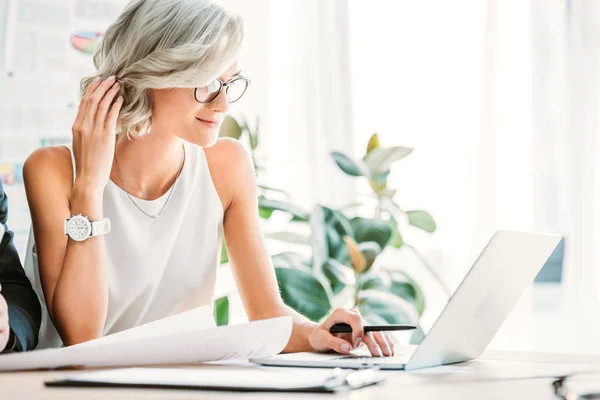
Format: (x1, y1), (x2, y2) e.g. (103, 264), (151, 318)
(0, 182), (41, 352)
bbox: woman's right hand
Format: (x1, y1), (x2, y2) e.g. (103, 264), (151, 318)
(71, 75), (123, 195)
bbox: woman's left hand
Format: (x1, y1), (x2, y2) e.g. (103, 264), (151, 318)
(308, 307), (395, 357)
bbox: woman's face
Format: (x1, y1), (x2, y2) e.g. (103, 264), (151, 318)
(150, 63), (240, 147)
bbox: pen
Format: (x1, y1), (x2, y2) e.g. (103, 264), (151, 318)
(329, 323), (417, 334)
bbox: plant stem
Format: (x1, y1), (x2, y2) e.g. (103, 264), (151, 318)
(404, 243), (452, 297)
(375, 194), (383, 219)
(354, 272), (361, 307)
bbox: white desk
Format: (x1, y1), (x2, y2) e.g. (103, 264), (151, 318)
(2, 349), (599, 399)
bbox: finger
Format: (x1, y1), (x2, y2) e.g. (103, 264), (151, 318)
(317, 329), (353, 354)
(322, 308), (365, 347)
(83, 75), (117, 134)
(104, 96), (124, 134)
(0, 282), (2, 292)
(73, 76), (102, 132)
(372, 331), (392, 356)
(387, 334), (396, 355)
(362, 332), (383, 357)
(337, 332), (352, 343)
(95, 81), (121, 133)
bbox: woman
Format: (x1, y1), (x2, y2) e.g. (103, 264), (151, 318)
(23, 0), (394, 357)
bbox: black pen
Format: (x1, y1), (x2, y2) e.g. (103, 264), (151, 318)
(329, 323), (417, 334)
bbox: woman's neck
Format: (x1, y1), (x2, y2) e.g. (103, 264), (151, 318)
(110, 131), (185, 200)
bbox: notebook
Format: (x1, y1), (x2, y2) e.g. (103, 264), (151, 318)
(46, 366), (384, 393)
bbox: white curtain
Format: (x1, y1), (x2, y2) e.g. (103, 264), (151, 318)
(263, 0), (356, 209)
(349, 0), (600, 354)
(556, 0), (600, 353)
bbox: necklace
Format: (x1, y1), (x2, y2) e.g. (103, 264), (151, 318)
(114, 144), (185, 219)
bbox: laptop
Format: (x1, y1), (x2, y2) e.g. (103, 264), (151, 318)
(251, 230), (562, 371)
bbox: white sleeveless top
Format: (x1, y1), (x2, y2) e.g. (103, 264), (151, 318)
(24, 141), (224, 349)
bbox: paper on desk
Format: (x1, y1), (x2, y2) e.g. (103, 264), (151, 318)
(48, 366), (352, 391)
(0, 313), (292, 371)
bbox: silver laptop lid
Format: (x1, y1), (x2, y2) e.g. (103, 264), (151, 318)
(404, 230), (562, 370)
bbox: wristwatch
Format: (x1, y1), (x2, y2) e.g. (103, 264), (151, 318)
(64, 214), (111, 242)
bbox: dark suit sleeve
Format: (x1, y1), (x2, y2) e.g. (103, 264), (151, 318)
(0, 182), (41, 351)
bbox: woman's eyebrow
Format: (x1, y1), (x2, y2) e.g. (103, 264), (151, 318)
(222, 70), (242, 80)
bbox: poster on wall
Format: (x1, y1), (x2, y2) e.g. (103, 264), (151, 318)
(0, 0), (124, 157)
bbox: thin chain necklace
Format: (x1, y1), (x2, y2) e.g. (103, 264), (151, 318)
(114, 144), (185, 220)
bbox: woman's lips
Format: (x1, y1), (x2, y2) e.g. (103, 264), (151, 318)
(196, 118), (219, 129)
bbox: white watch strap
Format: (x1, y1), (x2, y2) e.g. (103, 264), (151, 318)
(90, 219), (111, 236)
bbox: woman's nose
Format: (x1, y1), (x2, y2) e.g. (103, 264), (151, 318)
(211, 89), (230, 113)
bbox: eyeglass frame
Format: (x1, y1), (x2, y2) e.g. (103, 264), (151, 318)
(193, 75), (251, 104)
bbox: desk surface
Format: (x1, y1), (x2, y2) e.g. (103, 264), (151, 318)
(3, 350), (600, 400)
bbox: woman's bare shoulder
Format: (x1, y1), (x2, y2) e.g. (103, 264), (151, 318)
(203, 138), (256, 211)
(203, 137), (251, 169)
(23, 145), (73, 195)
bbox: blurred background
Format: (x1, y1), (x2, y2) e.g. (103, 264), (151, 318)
(1, 0), (598, 354)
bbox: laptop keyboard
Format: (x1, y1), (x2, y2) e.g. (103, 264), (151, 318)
(333, 353), (410, 364)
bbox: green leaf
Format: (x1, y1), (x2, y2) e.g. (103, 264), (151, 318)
(358, 270), (391, 291)
(220, 238), (228, 264)
(357, 241), (382, 270)
(259, 205), (274, 219)
(358, 290), (418, 324)
(322, 207), (354, 262)
(275, 267), (332, 321)
(387, 270), (425, 316)
(323, 258), (356, 295)
(389, 218), (404, 249)
(258, 198), (310, 221)
(248, 117), (260, 149)
(330, 151), (367, 177)
(406, 210), (437, 233)
(248, 129), (259, 150)
(219, 115), (243, 139)
(213, 296), (229, 326)
(272, 252), (311, 271)
(349, 217), (392, 249)
(364, 146), (413, 174)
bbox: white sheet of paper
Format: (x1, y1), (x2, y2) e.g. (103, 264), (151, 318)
(73, 306), (215, 348)
(0, 315), (292, 371)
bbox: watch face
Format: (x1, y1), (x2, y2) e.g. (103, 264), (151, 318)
(67, 215), (91, 241)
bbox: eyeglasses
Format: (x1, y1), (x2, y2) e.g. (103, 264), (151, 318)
(193, 76), (250, 104)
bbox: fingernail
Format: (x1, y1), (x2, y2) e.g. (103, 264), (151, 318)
(116, 96), (123, 103)
(113, 82), (120, 89)
(340, 343), (351, 353)
(375, 346), (383, 357)
(93, 76), (101, 83)
(107, 75), (116, 82)
(354, 337), (362, 348)
(384, 344), (392, 356)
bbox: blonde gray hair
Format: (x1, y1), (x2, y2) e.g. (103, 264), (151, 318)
(80, 0), (244, 138)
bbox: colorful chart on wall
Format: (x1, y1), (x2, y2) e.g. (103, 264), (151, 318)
(70, 31), (103, 55)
